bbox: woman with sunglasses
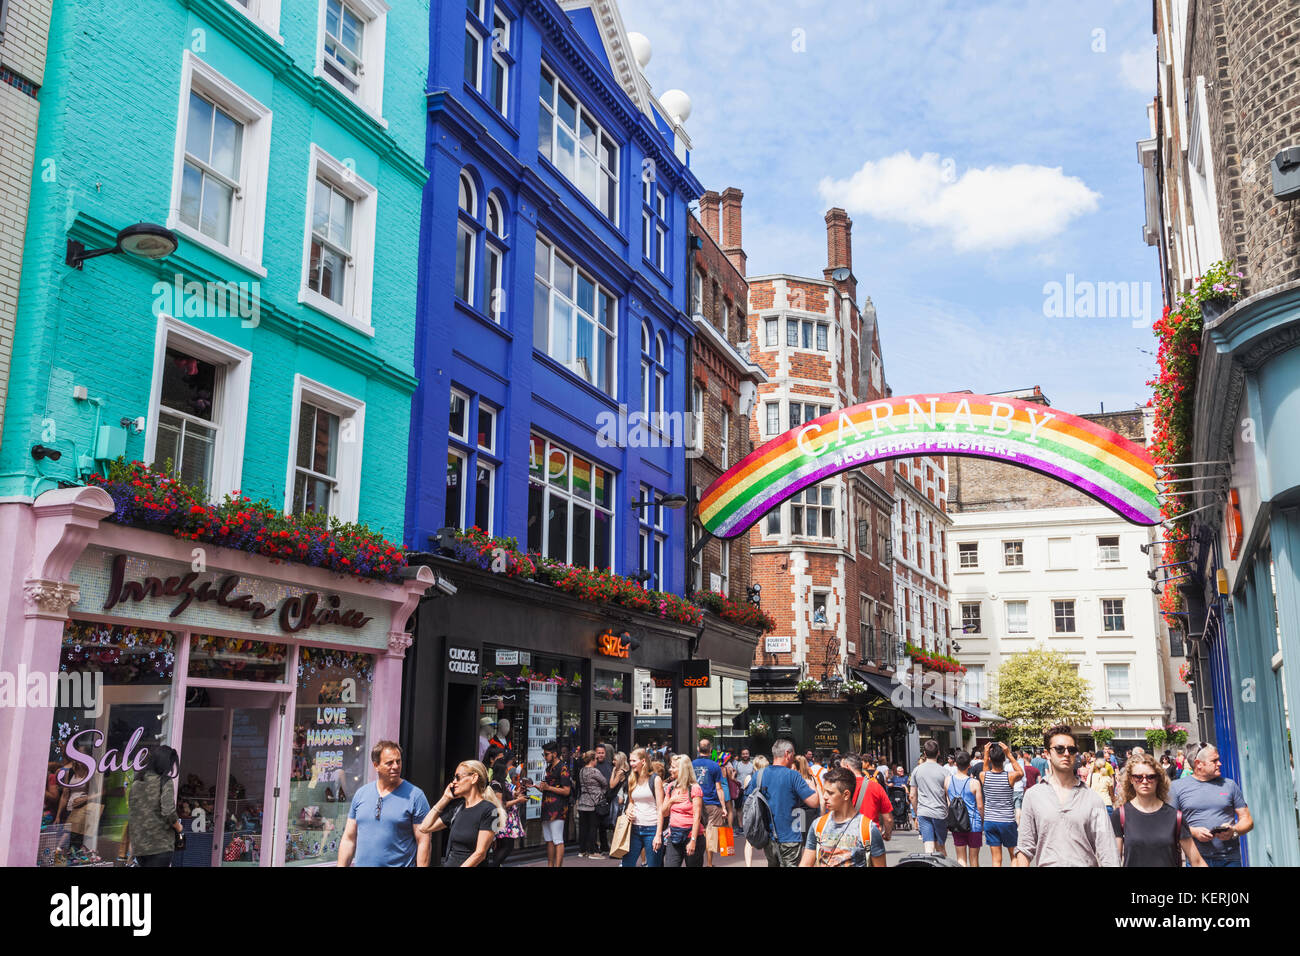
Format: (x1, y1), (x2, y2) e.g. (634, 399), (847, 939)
(418, 760), (506, 867)
(1112, 754), (1206, 867)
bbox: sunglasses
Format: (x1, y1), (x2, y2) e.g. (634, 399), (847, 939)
(453, 772), (474, 781)
(1131, 773), (1159, 782)
(1051, 745), (1079, 755)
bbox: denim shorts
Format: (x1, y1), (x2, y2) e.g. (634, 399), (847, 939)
(918, 815), (948, 844)
(984, 820), (1018, 847)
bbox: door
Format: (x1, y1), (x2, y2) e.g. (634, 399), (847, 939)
(176, 689), (284, 867)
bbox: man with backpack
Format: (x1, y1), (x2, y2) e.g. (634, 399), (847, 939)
(742, 739), (820, 867)
(842, 753), (894, 842)
(910, 739), (950, 856)
(799, 767), (878, 866)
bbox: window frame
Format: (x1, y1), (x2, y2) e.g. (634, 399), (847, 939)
(1101, 597), (1127, 633)
(1051, 599), (1077, 634)
(960, 601), (981, 634)
(284, 374), (366, 522)
(168, 52), (272, 276)
(144, 315), (251, 502)
(315, 0), (389, 122)
(298, 144), (378, 335)
(638, 484), (667, 591)
(790, 481), (836, 540)
(1002, 539), (1025, 568)
(538, 63), (620, 224)
(1005, 600), (1029, 635)
(528, 432), (615, 569)
(1097, 535), (1121, 566)
(444, 388), (500, 534)
(227, 0), (283, 39)
(1104, 663), (1131, 707)
(534, 234), (618, 395)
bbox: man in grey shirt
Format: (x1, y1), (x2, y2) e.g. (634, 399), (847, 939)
(734, 748), (755, 788)
(909, 739), (950, 855)
(1015, 725), (1118, 867)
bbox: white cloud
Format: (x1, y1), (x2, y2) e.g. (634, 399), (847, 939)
(818, 151), (1101, 252)
(1119, 46), (1155, 94)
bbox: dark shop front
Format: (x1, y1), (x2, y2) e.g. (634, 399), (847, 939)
(400, 555), (756, 852)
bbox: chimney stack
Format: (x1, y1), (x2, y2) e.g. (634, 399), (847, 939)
(823, 207), (855, 297)
(720, 187), (746, 276)
(699, 190), (721, 244)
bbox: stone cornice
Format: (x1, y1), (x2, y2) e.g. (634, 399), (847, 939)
(1193, 280), (1300, 463)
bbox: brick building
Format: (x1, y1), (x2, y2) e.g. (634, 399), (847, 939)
(0, 0), (51, 439)
(1139, 0), (1300, 864)
(743, 208), (906, 760)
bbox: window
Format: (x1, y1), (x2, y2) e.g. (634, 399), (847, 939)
(1052, 600), (1077, 634)
(445, 389), (499, 534)
(784, 318), (829, 352)
(640, 324), (667, 427)
(539, 65), (619, 221)
(957, 542), (978, 568)
(859, 595), (873, 658)
(765, 401), (780, 436)
(641, 680), (654, 711)
(1098, 535), (1121, 565)
(227, 0), (282, 37)
(1170, 630), (1185, 658)
(786, 319), (799, 347)
(1003, 540), (1024, 568)
(812, 590), (829, 625)
(877, 510), (890, 565)
(286, 376), (365, 522)
(637, 485), (667, 591)
(1005, 600), (1028, 635)
(1104, 664), (1131, 706)
(1047, 537), (1072, 569)
(534, 235), (617, 394)
(766, 510), (781, 535)
(662, 686), (672, 708)
(692, 383), (703, 451)
(857, 518), (871, 556)
(482, 195), (506, 322)
(1102, 598), (1126, 632)
(692, 269), (703, 315)
(791, 482), (835, 539)
(720, 539), (730, 598)
(146, 316), (251, 501)
(765, 317), (778, 347)
(528, 433), (614, 569)
(960, 602), (981, 634)
(465, 2), (513, 116)
(317, 0), (387, 118)
(642, 185), (668, 272)
(789, 402), (832, 431)
(1175, 692), (1190, 723)
(962, 664), (985, 705)
(720, 298), (729, 338)
(689, 521), (703, 592)
(720, 408), (729, 468)
(298, 146), (378, 332)
(169, 53), (271, 271)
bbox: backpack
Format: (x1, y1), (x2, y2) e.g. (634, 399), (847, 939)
(945, 776), (972, 833)
(811, 810), (873, 865)
(742, 767), (774, 849)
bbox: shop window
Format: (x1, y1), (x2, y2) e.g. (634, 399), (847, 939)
(286, 648), (374, 865)
(593, 669), (629, 703)
(40, 622), (177, 868)
(187, 635), (289, 683)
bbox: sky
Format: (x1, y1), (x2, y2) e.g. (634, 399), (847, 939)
(616, 0), (1162, 415)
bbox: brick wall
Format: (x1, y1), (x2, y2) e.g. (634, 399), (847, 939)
(0, 0), (52, 441)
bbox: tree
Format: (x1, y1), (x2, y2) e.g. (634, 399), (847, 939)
(989, 646), (1093, 748)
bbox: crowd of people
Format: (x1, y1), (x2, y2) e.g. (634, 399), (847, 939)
(328, 726), (1252, 867)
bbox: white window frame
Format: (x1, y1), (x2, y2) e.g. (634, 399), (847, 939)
(1051, 599), (1077, 634)
(283, 374), (366, 522)
(1097, 535), (1121, 566)
(227, 0), (283, 40)
(692, 383), (703, 451)
(1005, 600), (1029, 635)
(315, 0), (388, 123)
(1002, 539), (1025, 568)
(765, 401), (780, 436)
(720, 538), (730, 598)
(1101, 598), (1127, 633)
(960, 601), (981, 634)
(720, 408), (729, 468)
(1047, 536), (1073, 570)
(764, 316), (778, 348)
(692, 269), (703, 316)
(168, 52), (272, 276)
(1104, 663), (1131, 707)
(144, 314), (251, 501)
(538, 63), (620, 223)
(534, 234), (618, 395)
(298, 144), (378, 335)
(957, 541), (978, 568)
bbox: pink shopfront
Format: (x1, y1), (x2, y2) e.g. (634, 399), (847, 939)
(0, 487), (432, 867)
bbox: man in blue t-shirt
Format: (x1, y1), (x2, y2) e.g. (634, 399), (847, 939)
(339, 741), (432, 866)
(1169, 744), (1252, 866)
(693, 738), (729, 867)
(743, 738), (819, 868)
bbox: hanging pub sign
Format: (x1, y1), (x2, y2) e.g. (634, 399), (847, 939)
(700, 394), (1160, 539)
(680, 659), (710, 688)
(597, 628), (632, 659)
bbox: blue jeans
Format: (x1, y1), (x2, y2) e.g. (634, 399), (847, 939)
(1205, 857), (1241, 868)
(621, 825), (663, 867)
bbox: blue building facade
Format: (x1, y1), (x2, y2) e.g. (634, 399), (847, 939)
(407, 0), (703, 591)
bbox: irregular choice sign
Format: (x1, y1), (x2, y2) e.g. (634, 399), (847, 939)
(700, 393), (1159, 538)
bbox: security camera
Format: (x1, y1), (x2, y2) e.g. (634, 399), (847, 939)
(434, 574), (458, 596)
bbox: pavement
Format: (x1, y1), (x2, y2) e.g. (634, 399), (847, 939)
(513, 825), (1019, 867)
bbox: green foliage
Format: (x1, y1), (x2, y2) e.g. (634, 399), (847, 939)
(989, 646), (1093, 748)
(1146, 728), (1168, 751)
(1092, 727), (1115, 747)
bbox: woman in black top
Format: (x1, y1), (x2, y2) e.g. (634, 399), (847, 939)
(1112, 754), (1207, 867)
(418, 760), (505, 867)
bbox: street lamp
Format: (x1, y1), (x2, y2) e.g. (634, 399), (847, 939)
(66, 222), (178, 270)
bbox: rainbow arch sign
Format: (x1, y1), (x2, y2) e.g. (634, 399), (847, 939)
(700, 393), (1159, 538)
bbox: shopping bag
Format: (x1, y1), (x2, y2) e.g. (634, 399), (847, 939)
(717, 825), (735, 857)
(610, 812), (632, 859)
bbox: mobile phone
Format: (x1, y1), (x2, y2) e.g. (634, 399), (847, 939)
(1212, 824), (1233, 835)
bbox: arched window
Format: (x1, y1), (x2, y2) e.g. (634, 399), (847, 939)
(458, 171), (476, 215)
(653, 333), (666, 421)
(483, 193), (505, 322)
(455, 171), (508, 324)
(640, 321), (653, 415)
(455, 170), (477, 305)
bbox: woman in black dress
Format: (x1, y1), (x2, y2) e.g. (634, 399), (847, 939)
(418, 760), (506, 867)
(1112, 754), (1207, 867)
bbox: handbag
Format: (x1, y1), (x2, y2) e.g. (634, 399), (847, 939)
(223, 834), (246, 862)
(945, 778), (972, 833)
(717, 825), (735, 857)
(610, 811), (632, 859)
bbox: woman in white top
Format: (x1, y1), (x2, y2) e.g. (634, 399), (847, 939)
(620, 748), (664, 867)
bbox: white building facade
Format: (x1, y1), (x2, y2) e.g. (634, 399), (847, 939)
(949, 505), (1167, 751)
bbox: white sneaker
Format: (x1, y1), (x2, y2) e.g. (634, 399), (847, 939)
(589, 852), (607, 859)
(577, 852), (589, 858)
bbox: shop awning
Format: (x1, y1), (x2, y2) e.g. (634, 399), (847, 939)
(925, 688), (1004, 723)
(851, 669), (954, 727)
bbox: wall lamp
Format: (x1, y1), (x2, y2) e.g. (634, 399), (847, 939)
(31, 445), (61, 461)
(66, 223), (178, 270)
